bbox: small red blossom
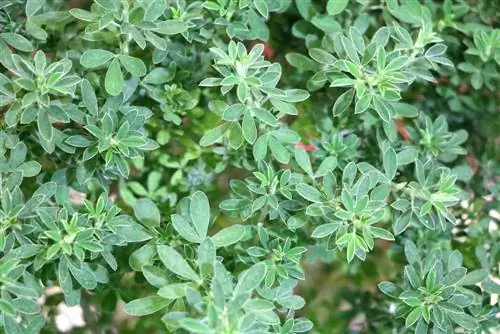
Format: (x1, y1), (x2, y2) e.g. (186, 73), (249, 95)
(395, 119), (411, 142)
(295, 142), (316, 152)
(458, 84), (469, 93)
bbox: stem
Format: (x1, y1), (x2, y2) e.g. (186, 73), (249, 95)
(258, 205), (269, 224)
(120, 0), (131, 55)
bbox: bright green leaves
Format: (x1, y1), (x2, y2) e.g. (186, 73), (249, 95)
(332, 88), (354, 116)
(37, 109), (52, 142)
(104, 58), (124, 97)
(199, 41), (308, 161)
(296, 183), (323, 203)
(66, 101), (158, 179)
(379, 242), (488, 332)
(0, 33), (34, 52)
(154, 20), (188, 35)
(242, 111), (257, 143)
(134, 198), (161, 228)
(0, 0), (493, 333)
(285, 53), (319, 71)
(124, 295), (170, 316)
(199, 123), (232, 147)
(80, 50), (147, 96)
(158, 245), (201, 282)
(371, 95), (394, 123)
(170, 192), (245, 248)
(81, 79), (98, 115)
(326, 0), (349, 15)
(1, 50), (81, 152)
(392, 159), (461, 233)
(383, 147), (398, 180)
(118, 55), (147, 77)
(80, 49), (115, 68)
(233, 262), (267, 296)
(189, 191), (210, 238)
(171, 191), (210, 243)
(211, 225), (246, 248)
(288, 23), (454, 124)
(291, 152), (395, 263)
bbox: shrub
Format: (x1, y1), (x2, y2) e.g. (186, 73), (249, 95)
(0, 0), (498, 333)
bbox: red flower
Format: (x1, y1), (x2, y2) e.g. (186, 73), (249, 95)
(295, 142), (316, 152)
(395, 119), (411, 142)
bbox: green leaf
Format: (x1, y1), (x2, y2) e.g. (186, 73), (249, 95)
(143, 67), (175, 85)
(253, 135), (268, 161)
(404, 240), (419, 265)
(19, 161), (41, 177)
(190, 191), (210, 239)
(119, 55), (147, 76)
(372, 96), (392, 122)
(459, 269), (488, 285)
(315, 156), (337, 177)
(212, 225), (245, 248)
(397, 148), (418, 165)
(81, 79), (98, 115)
(383, 147), (398, 179)
(134, 198), (161, 228)
(341, 36), (360, 64)
(332, 88), (354, 116)
(124, 296), (170, 316)
(157, 283), (189, 299)
(69, 8), (96, 21)
(144, 0), (166, 21)
(3, 315), (23, 334)
(142, 266), (169, 288)
(327, 0), (348, 15)
(66, 135), (93, 148)
(157, 245), (200, 282)
(37, 109), (53, 141)
(171, 214), (202, 243)
(296, 183), (323, 203)
(0, 300), (15, 316)
(311, 223), (340, 238)
(81, 49), (115, 68)
(309, 48), (336, 65)
(286, 53), (318, 71)
(269, 136), (290, 163)
(26, 0), (46, 18)
(370, 227), (394, 240)
(179, 318), (212, 334)
(12, 298), (41, 315)
(200, 123), (231, 146)
(443, 267), (467, 286)
(155, 20), (188, 35)
(346, 235), (356, 263)
(378, 281), (400, 298)
(234, 262), (267, 296)
(405, 307), (422, 328)
(295, 147), (313, 178)
(68, 263), (97, 290)
(394, 212), (412, 235)
(252, 107), (277, 126)
(242, 112), (257, 144)
(104, 58), (124, 96)
(254, 0), (269, 18)
(1, 33), (34, 52)
(448, 312), (478, 330)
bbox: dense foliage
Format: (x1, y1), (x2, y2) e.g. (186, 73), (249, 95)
(0, 0), (499, 333)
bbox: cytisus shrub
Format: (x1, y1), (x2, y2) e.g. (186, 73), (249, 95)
(0, 0), (498, 333)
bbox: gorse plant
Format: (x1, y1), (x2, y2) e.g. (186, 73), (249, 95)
(0, 0), (498, 333)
